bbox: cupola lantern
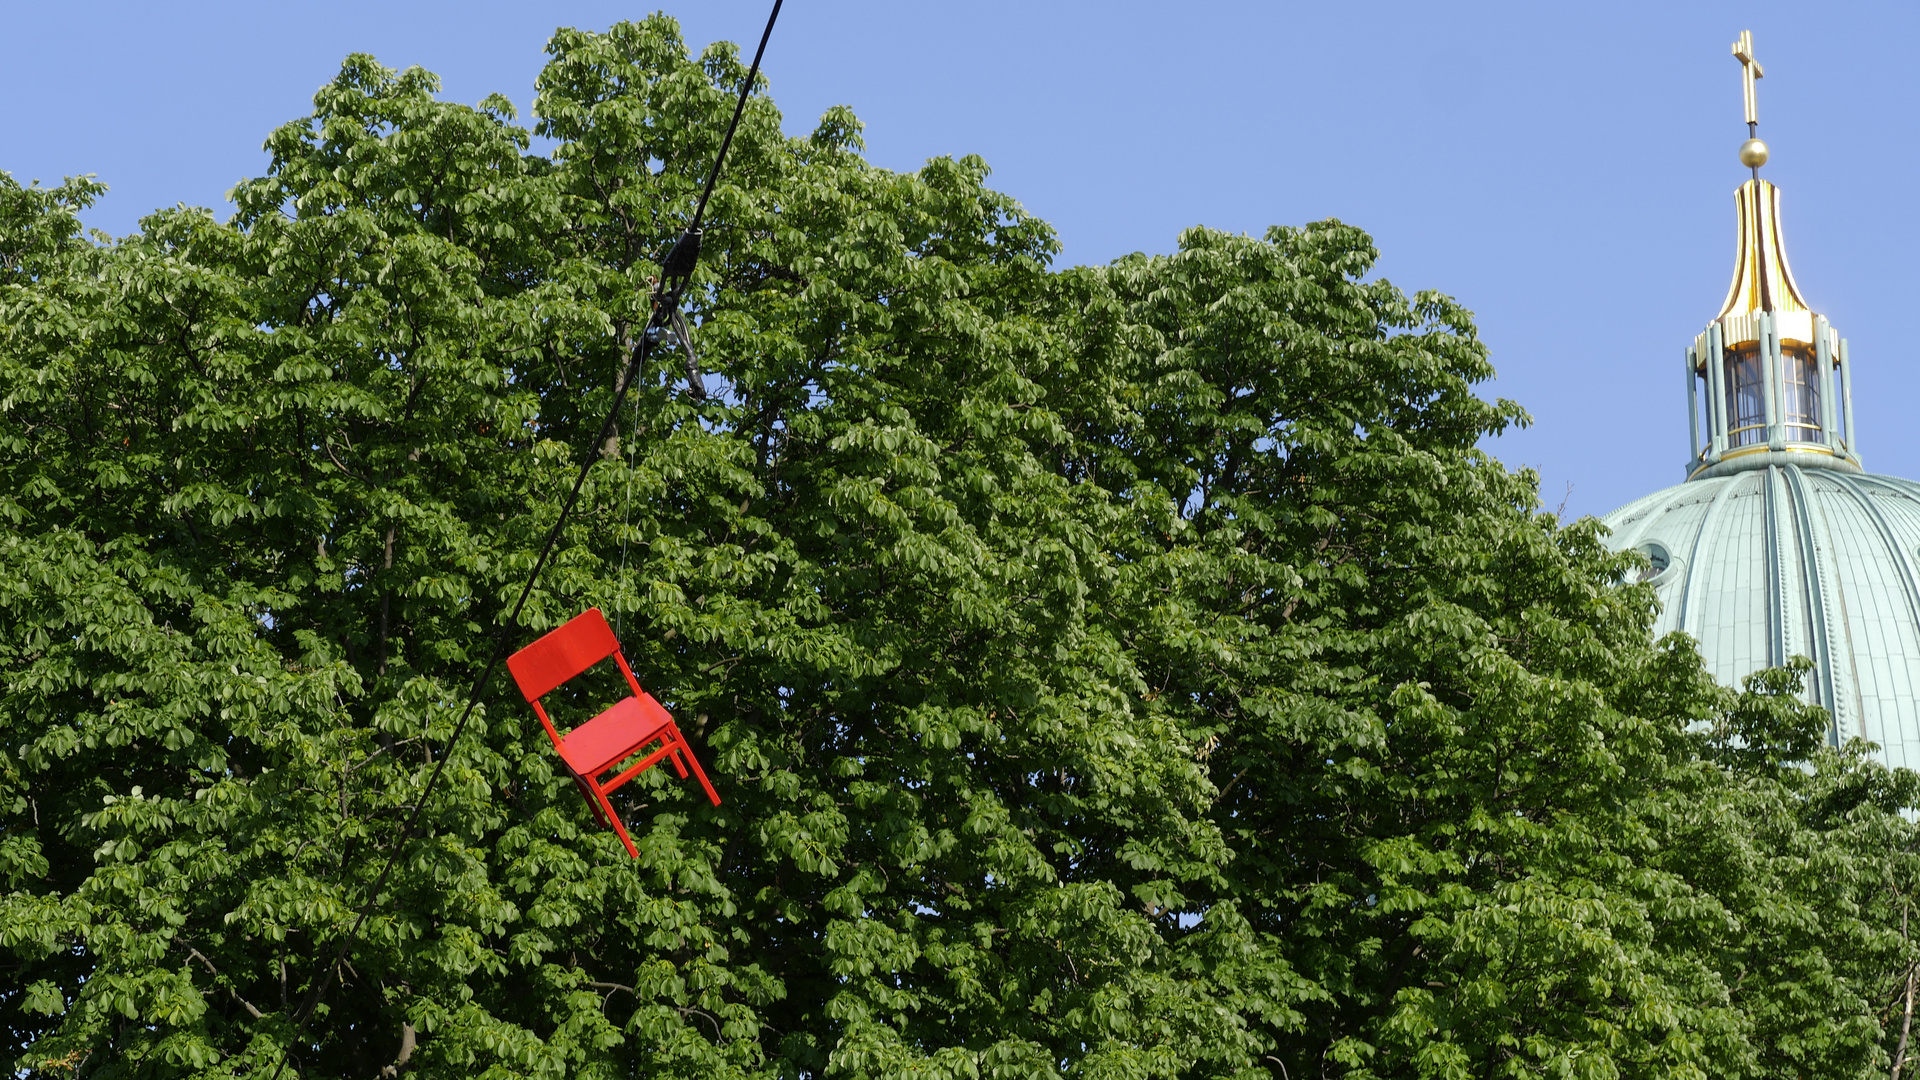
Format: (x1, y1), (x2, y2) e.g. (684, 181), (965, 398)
(1686, 30), (1859, 481)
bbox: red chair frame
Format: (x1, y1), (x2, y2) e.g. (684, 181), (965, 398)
(506, 608), (720, 858)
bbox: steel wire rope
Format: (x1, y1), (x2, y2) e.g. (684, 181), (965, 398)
(253, 4), (783, 1074)
(617, 375), (641, 641)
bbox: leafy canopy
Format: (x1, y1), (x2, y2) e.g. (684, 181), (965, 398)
(3, 15), (1918, 1080)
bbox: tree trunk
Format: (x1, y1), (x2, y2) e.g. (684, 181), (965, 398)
(376, 524), (395, 675)
(1896, 902), (1914, 1080)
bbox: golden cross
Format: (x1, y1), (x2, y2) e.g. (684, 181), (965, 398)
(1732, 29), (1764, 128)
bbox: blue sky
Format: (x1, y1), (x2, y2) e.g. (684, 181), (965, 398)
(5, 0), (1914, 520)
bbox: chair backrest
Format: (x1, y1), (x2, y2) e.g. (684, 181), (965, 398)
(507, 607), (620, 703)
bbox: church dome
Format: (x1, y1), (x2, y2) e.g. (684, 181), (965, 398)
(1603, 468), (1920, 764)
(1599, 30), (1920, 762)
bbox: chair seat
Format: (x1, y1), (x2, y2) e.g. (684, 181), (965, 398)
(559, 693), (674, 777)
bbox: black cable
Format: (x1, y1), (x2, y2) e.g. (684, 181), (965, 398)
(254, 5), (782, 1074)
(693, 0), (781, 236)
(654, 0), (782, 286)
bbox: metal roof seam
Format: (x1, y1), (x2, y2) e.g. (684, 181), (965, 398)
(1829, 472), (1920, 633)
(1764, 466), (1786, 669)
(1678, 475), (1739, 638)
(1781, 465), (1843, 742)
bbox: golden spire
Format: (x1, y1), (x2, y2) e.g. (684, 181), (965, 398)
(1716, 29), (1809, 338)
(1716, 180), (1810, 325)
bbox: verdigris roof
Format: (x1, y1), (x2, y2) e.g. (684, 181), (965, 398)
(1601, 466), (1920, 766)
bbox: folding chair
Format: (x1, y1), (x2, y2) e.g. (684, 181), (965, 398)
(506, 608), (720, 858)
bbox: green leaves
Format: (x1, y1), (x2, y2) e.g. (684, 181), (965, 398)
(1047, 226), (1920, 1078)
(2, 13), (1916, 1080)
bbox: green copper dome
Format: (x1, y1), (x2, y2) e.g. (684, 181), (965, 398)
(1602, 467), (1920, 761)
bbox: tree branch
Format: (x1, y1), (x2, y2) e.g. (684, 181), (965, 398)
(184, 946), (266, 1020)
(377, 1020), (416, 1078)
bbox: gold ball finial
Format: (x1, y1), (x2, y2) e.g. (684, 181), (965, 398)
(1740, 137), (1770, 169)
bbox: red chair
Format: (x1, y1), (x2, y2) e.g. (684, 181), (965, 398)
(506, 608), (720, 858)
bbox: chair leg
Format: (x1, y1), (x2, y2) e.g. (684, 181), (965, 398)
(591, 783), (640, 859)
(670, 727), (722, 807)
(667, 745), (690, 779)
(574, 773), (611, 826)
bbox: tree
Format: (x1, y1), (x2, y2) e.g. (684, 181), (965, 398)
(1054, 228), (1920, 1077)
(2, 14), (1915, 1080)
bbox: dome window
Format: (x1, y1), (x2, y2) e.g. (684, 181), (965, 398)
(1636, 541), (1674, 584)
(1718, 343), (1825, 450)
(1724, 347), (1767, 448)
(1783, 346), (1823, 442)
